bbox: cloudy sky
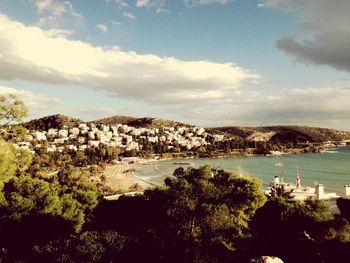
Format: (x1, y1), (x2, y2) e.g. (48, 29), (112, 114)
(0, 0), (349, 129)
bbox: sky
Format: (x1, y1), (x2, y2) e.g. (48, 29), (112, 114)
(0, 0), (350, 130)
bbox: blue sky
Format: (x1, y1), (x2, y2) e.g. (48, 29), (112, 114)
(0, 0), (349, 129)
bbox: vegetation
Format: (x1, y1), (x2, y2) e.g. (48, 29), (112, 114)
(1, 96), (350, 262)
(0, 94), (28, 125)
(210, 125), (350, 144)
(0, 94), (28, 142)
(24, 114), (82, 130)
(94, 115), (187, 129)
(0, 96), (102, 261)
(1, 164), (346, 263)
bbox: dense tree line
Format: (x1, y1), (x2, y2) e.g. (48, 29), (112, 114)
(0, 95), (102, 261)
(1, 164), (349, 262)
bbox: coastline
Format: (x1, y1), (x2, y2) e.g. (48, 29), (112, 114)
(103, 142), (346, 193)
(151, 142), (346, 161)
(104, 163), (152, 193)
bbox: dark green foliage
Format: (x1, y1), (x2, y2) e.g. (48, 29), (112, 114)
(253, 141), (272, 155)
(209, 126), (254, 139)
(89, 166), (266, 262)
(94, 115), (186, 128)
(23, 114), (82, 130)
(1, 175), (62, 220)
(210, 125), (350, 143)
(249, 198), (337, 263)
(269, 184), (295, 199)
(33, 230), (133, 262)
(0, 173), (101, 230)
(0, 214), (75, 262)
(0, 161), (350, 262)
(337, 198), (350, 220)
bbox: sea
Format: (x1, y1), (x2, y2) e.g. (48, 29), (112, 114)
(134, 146), (350, 196)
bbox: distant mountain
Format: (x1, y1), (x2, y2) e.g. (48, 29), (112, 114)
(24, 114), (82, 130)
(93, 115), (189, 129)
(208, 125), (350, 143)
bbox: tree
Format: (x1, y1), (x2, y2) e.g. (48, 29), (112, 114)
(0, 94), (28, 125)
(269, 184), (295, 199)
(0, 140), (18, 183)
(33, 230), (133, 262)
(144, 165), (267, 262)
(0, 139), (32, 201)
(0, 175), (62, 221)
(249, 197), (334, 262)
(337, 198), (350, 221)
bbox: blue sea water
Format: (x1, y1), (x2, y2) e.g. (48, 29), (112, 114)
(135, 146), (350, 196)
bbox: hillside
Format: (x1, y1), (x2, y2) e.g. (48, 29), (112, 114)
(209, 125), (350, 143)
(24, 114), (82, 130)
(23, 114), (350, 144)
(93, 115), (188, 129)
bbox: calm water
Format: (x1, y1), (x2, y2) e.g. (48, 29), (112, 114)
(135, 146), (350, 196)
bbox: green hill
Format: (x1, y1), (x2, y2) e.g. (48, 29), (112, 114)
(24, 114), (82, 130)
(93, 116), (188, 129)
(209, 125), (350, 143)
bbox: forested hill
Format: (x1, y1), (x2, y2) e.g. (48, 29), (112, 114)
(23, 114), (350, 143)
(93, 116), (188, 129)
(208, 126), (350, 143)
(23, 114), (188, 130)
(24, 114), (82, 130)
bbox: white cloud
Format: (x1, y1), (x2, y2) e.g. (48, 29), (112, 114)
(111, 20), (121, 25)
(136, 0), (150, 7)
(2, 12), (349, 129)
(35, 0), (66, 16)
(112, 0), (130, 8)
(176, 84), (350, 130)
(96, 23), (108, 32)
(33, 0), (83, 31)
(0, 13), (261, 118)
(135, 0), (168, 13)
(0, 85), (62, 109)
(241, 86), (350, 129)
(45, 28), (74, 37)
(156, 8), (170, 14)
(123, 11), (136, 20)
(259, 0), (350, 73)
(184, 0), (235, 7)
(35, 0), (52, 13)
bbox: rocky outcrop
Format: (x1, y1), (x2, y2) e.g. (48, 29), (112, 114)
(250, 256), (284, 263)
(247, 131), (276, 142)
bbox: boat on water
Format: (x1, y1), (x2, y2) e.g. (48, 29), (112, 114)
(265, 160), (340, 201)
(173, 162), (193, 165)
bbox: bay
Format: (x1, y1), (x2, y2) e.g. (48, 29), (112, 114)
(134, 146), (350, 196)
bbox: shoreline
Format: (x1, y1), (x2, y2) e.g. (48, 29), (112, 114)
(151, 143), (345, 161)
(103, 163), (152, 194)
(103, 144), (346, 193)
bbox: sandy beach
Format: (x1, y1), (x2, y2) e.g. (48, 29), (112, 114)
(104, 163), (152, 193)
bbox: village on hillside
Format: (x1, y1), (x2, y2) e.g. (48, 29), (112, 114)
(16, 122), (225, 156)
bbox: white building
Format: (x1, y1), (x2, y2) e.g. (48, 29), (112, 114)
(33, 131), (47, 141)
(88, 140), (100, 147)
(58, 129), (68, 138)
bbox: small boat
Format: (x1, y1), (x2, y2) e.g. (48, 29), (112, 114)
(173, 162), (193, 165)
